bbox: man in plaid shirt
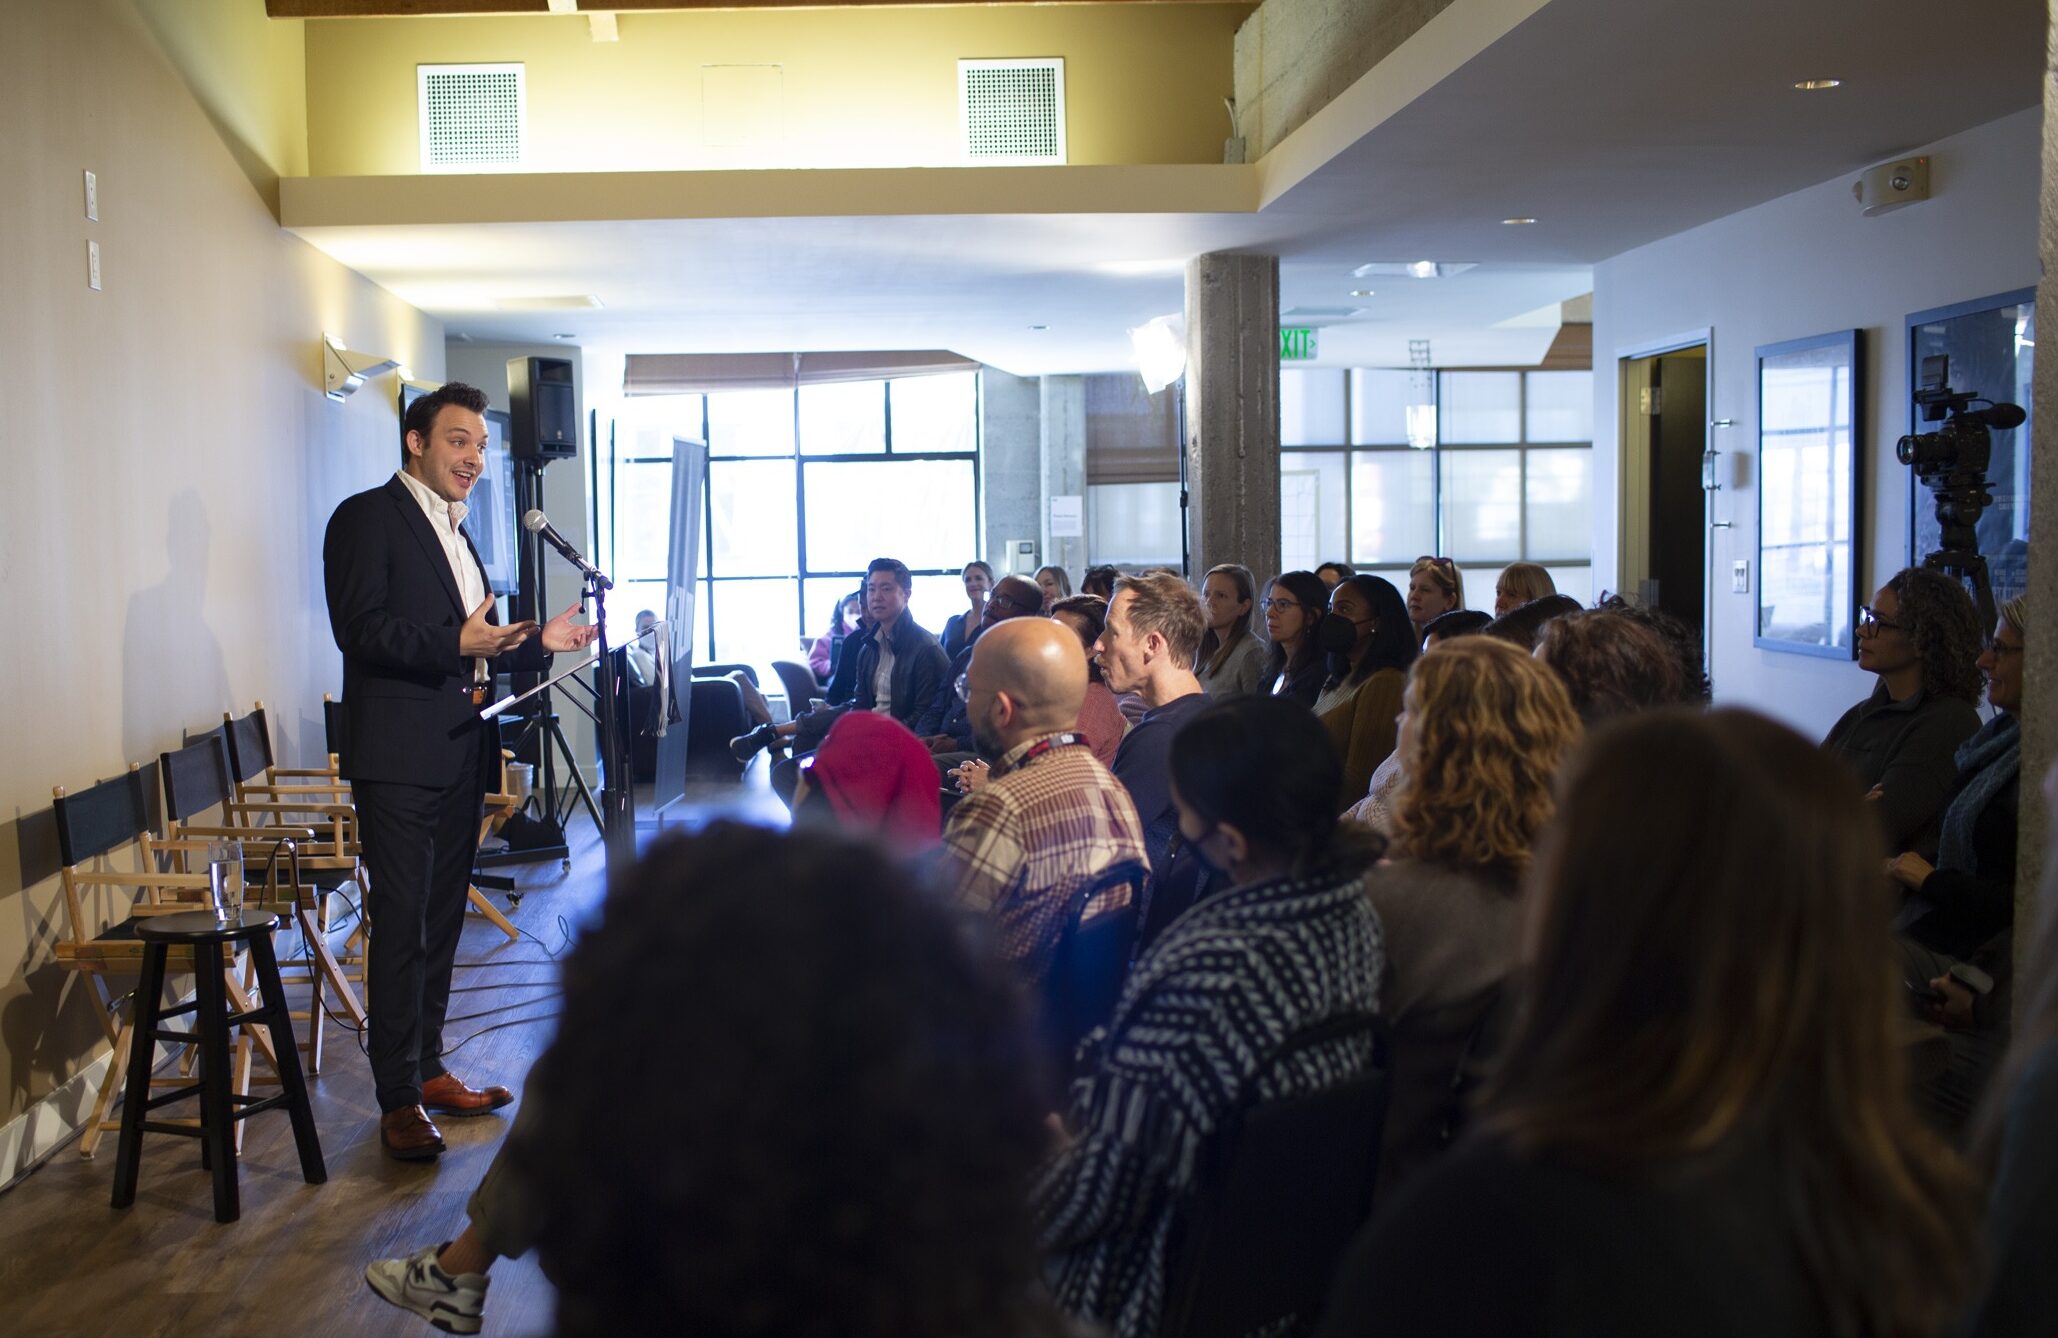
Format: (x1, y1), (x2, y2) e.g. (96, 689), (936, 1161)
(939, 617), (1149, 989)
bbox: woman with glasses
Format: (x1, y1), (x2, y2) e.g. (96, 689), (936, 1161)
(941, 560), (994, 661)
(1194, 563), (1266, 700)
(1824, 567), (1984, 856)
(1261, 570), (1331, 709)
(1406, 555), (1465, 641)
(1890, 595), (2029, 1128)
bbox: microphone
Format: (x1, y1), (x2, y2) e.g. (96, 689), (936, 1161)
(523, 509), (614, 590)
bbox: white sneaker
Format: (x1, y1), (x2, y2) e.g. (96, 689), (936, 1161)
(365, 1242), (490, 1334)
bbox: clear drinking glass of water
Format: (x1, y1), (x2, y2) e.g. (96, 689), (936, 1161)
(205, 838), (243, 922)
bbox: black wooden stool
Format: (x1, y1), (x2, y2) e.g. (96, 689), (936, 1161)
(110, 909), (327, 1223)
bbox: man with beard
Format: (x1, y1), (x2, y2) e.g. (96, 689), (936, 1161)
(937, 617), (1149, 992)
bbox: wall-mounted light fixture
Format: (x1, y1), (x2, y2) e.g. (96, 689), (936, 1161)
(324, 335), (404, 402)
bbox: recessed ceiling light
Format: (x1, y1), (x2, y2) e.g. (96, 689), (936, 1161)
(552, 332), (576, 340)
(1349, 289), (1376, 298)
(1792, 78), (1842, 91)
(1028, 324), (1048, 331)
(1501, 217), (1538, 226)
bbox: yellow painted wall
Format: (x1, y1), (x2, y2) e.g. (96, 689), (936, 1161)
(132, 0), (310, 211)
(303, 4), (1251, 175)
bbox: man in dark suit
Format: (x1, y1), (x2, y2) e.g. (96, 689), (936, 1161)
(323, 381), (596, 1161)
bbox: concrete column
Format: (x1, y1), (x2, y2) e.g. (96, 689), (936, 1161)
(2017, 6), (2058, 990)
(979, 367), (1042, 575)
(1183, 252), (1281, 583)
(1041, 375), (1089, 581)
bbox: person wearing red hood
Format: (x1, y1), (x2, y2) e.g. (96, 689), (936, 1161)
(792, 711), (942, 854)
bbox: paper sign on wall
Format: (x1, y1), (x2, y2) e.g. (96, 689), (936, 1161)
(1049, 494), (1084, 538)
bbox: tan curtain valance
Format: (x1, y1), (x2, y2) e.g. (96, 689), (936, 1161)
(1084, 373), (1180, 485)
(624, 350), (979, 396)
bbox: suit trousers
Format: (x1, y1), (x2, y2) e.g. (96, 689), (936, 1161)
(354, 734), (485, 1114)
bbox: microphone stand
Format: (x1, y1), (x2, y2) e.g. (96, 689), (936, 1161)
(585, 567), (636, 878)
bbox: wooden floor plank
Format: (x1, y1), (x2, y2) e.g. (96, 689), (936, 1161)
(3, 772), (784, 1336)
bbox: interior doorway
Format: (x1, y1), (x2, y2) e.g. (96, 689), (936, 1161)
(1617, 336), (1711, 655)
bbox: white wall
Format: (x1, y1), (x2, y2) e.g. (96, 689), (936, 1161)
(0, 0), (441, 1142)
(1592, 107), (2040, 736)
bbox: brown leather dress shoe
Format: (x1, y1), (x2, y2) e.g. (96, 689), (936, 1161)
(420, 1072), (515, 1117)
(380, 1105), (446, 1161)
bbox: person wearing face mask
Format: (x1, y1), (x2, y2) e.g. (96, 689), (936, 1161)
(1261, 570), (1331, 708)
(1314, 574), (1419, 809)
(936, 618), (1148, 993)
(1036, 694), (1384, 1338)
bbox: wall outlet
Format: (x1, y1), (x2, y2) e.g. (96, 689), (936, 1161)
(87, 240), (101, 291)
(84, 169), (98, 221)
(1731, 560), (1750, 594)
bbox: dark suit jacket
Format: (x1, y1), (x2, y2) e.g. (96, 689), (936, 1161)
(323, 475), (550, 790)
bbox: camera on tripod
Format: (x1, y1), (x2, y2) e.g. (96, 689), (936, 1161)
(1897, 354), (2023, 630)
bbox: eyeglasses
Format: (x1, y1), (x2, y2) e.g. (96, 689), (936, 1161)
(1857, 605), (1905, 633)
(1416, 555), (1456, 572)
(988, 593), (1027, 612)
(1260, 598), (1303, 612)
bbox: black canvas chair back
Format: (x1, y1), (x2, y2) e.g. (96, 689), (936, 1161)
(771, 659), (822, 712)
(1158, 1011), (1394, 1338)
(161, 732), (236, 824)
(53, 768), (153, 868)
(1040, 858), (1148, 1078)
(222, 705), (274, 784)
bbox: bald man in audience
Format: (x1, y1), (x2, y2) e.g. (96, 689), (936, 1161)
(939, 618), (1150, 990)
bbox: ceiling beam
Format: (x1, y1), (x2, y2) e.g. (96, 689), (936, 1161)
(266, 0), (1230, 15)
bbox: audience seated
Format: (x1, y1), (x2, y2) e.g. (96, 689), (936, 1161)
(790, 711), (942, 854)
(1082, 564), (1120, 600)
(1036, 564), (1073, 606)
(1315, 559), (1356, 589)
(1533, 607), (1684, 722)
(1194, 562), (1268, 699)
(807, 589), (863, 683)
(1825, 567), (1985, 857)
(1038, 695), (1385, 1338)
(1404, 555), (1465, 641)
(1048, 593), (1127, 768)
(1262, 569), (1331, 709)
(521, 824), (1069, 1338)
(1093, 573), (1212, 874)
(938, 617), (1148, 990)
(923, 574), (1044, 762)
(941, 560), (994, 661)
(1960, 760), (2058, 1338)
(1347, 609), (1492, 834)
(1363, 638), (1580, 1195)
(1492, 561), (1556, 616)
(1482, 592), (1583, 651)
(1315, 575), (1418, 808)
(1319, 709), (1976, 1338)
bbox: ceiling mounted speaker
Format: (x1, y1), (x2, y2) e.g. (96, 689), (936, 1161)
(959, 59), (1066, 166)
(418, 63), (526, 173)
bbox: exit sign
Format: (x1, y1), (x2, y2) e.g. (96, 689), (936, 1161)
(1281, 327), (1319, 360)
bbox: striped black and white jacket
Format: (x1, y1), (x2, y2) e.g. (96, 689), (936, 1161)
(1033, 862), (1387, 1338)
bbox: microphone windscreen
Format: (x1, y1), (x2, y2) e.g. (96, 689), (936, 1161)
(523, 509), (550, 533)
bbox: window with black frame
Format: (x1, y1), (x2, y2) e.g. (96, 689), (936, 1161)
(600, 373), (982, 671)
(1279, 367), (1594, 605)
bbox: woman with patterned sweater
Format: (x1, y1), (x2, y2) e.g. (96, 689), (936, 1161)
(1035, 694), (1386, 1338)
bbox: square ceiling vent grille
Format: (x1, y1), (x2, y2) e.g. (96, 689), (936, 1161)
(418, 63), (526, 172)
(959, 59), (1065, 165)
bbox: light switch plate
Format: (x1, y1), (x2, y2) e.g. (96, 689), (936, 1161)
(87, 240), (101, 290)
(84, 169), (97, 221)
(1731, 560), (1750, 594)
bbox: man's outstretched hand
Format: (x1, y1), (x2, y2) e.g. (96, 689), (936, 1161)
(541, 601), (601, 653)
(461, 598), (539, 659)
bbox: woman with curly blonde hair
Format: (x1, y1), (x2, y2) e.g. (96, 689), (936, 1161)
(1366, 637), (1580, 1192)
